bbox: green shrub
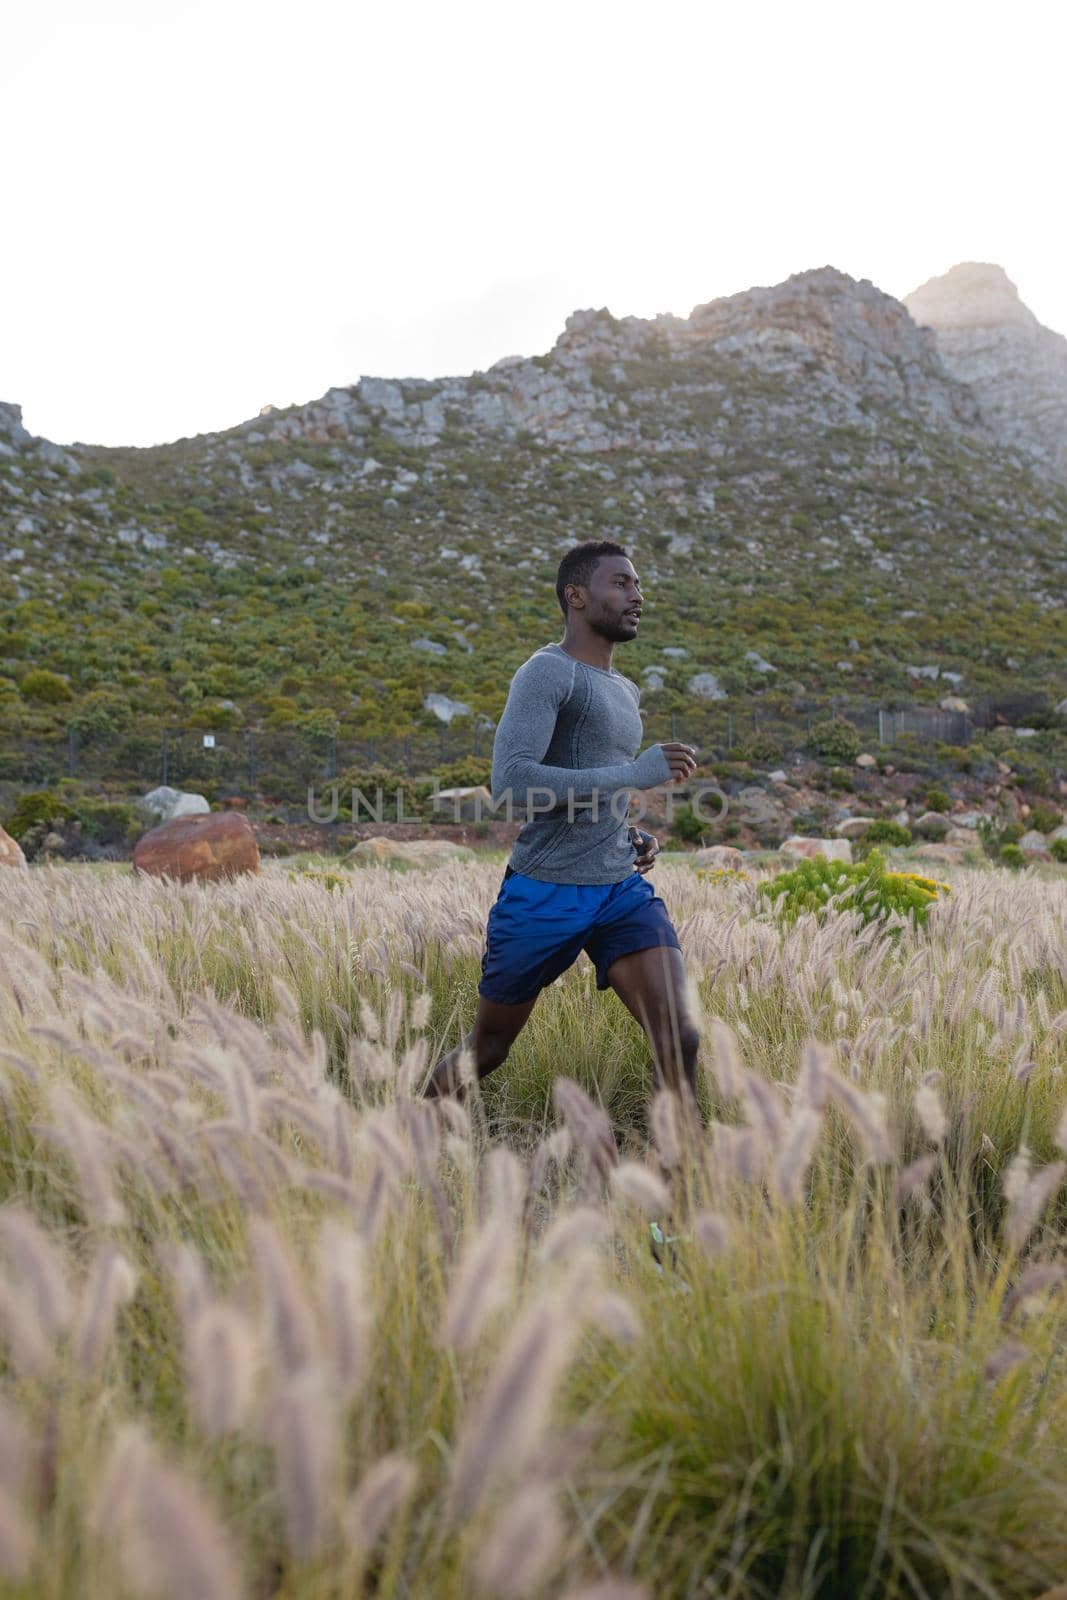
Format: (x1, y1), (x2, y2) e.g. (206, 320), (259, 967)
(671, 803), (710, 845)
(740, 730), (782, 764)
(4, 790), (74, 840)
(759, 848), (949, 929)
(336, 764), (423, 822)
(853, 818), (913, 860)
(68, 687), (134, 738)
(924, 787), (950, 813)
(977, 817), (1026, 862)
(828, 766), (855, 792)
(1051, 839), (1067, 864)
(1030, 803), (1062, 834)
(999, 843), (1026, 871)
(433, 755), (492, 789)
(20, 669), (72, 704)
(808, 716), (861, 762)
(77, 798), (141, 846)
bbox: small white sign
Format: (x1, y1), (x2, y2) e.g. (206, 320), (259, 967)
(202, 734), (216, 749)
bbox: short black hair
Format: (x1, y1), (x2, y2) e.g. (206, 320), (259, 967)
(555, 540), (630, 617)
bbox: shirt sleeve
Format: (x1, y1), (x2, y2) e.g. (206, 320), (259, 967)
(491, 653), (672, 804)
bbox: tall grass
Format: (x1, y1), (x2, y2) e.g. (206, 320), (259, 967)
(0, 857), (1063, 1596)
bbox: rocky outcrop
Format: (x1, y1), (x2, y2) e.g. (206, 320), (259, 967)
(347, 838), (475, 868)
(905, 263), (1067, 477)
(133, 813), (260, 882)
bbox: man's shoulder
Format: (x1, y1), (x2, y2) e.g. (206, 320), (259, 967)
(512, 644), (575, 684)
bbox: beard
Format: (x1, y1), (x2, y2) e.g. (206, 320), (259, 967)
(588, 610), (638, 643)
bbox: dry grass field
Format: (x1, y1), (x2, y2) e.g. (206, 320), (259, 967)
(0, 855), (1065, 1598)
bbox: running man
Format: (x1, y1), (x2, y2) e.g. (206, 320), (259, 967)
(425, 539), (702, 1107)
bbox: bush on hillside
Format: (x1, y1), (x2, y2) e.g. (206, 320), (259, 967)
(808, 716), (861, 762)
(860, 819), (912, 850)
(1030, 803), (1062, 834)
(924, 788), (950, 813)
(1050, 839), (1067, 864)
(20, 669), (72, 704)
(433, 755), (492, 789)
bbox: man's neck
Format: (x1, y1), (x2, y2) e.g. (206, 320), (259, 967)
(557, 630), (614, 672)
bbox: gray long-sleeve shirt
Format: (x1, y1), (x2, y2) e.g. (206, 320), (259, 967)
(491, 642), (672, 884)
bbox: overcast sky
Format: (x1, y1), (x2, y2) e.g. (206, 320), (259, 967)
(4, 0), (1065, 447)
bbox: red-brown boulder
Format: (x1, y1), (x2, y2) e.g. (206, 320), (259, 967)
(0, 825), (26, 869)
(133, 812), (259, 882)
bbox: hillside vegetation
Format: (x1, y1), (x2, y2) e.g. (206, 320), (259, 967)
(2, 268), (1066, 786)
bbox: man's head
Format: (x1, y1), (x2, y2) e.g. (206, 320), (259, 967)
(555, 539), (643, 642)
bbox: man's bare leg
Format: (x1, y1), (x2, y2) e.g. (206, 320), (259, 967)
(605, 945), (702, 1125)
(424, 994), (539, 1098)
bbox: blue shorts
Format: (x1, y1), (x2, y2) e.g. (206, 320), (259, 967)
(478, 865), (682, 1006)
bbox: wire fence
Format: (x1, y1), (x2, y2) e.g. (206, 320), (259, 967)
(0, 694), (1034, 805)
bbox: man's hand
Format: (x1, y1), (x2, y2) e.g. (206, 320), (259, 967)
(629, 827), (660, 875)
(660, 742), (697, 784)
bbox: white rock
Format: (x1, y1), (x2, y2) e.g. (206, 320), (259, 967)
(780, 837), (853, 863)
(1019, 830), (1050, 853)
(687, 671), (727, 701)
(412, 638), (448, 655)
(138, 786), (210, 822)
(744, 649), (775, 673)
(835, 816), (875, 838)
(169, 792), (211, 819)
(855, 753), (877, 768)
(424, 693), (472, 724)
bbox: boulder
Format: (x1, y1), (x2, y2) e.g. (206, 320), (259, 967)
(1019, 829), (1050, 854)
(0, 825), (26, 868)
(733, 786), (787, 828)
(133, 813), (259, 882)
(1051, 824), (1067, 842)
(944, 827), (980, 848)
(687, 672), (727, 702)
(835, 816), (875, 838)
(780, 837), (853, 864)
(691, 845), (745, 871)
(912, 843), (966, 865)
(139, 786), (210, 823)
(430, 785), (493, 821)
(914, 812), (950, 836)
(855, 753), (877, 769)
(347, 838), (475, 869)
(939, 695), (969, 713)
(423, 693), (472, 724)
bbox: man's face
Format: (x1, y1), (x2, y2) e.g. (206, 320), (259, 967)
(571, 556), (643, 642)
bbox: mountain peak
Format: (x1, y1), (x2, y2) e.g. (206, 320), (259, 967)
(904, 262), (1035, 332)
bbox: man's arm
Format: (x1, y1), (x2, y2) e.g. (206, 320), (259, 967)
(491, 654), (674, 804)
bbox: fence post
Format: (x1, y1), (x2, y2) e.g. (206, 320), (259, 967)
(878, 709), (885, 745)
(727, 712), (733, 750)
(162, 729), (169, 786)
(404, 737), (412, 775)
(328, 735), (337, 780)
(248, 731), (257, 792)
(67, 726), (76, 778)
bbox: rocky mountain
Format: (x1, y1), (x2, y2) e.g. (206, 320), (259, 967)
(905, 263), (1067, 478)
(1, 265), (1066, 794)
